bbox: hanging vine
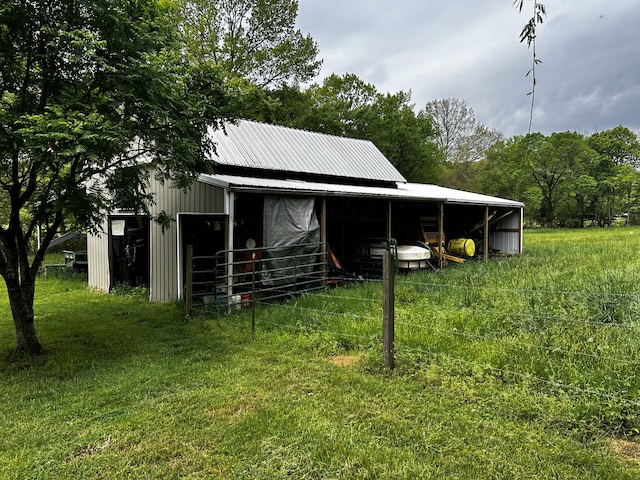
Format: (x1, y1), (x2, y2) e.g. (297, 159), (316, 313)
(514, 0), (547, 133)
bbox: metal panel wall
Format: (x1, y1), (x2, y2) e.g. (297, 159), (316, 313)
(146, 175), (227, 302)
(87, 218), (110, 293)
(87, 173), (227, 302)
(489, 210), (523, 255)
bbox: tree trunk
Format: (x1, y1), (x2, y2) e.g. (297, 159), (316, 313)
(6, 278), (42, 356)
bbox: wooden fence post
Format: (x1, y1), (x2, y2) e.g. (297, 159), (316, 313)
(383, 249), (395, 369)
(185, 244), (193, 319)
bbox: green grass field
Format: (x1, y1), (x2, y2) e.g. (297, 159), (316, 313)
(2, 228), (640, 478)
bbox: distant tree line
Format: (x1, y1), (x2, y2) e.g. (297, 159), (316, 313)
(480, 127), (640, 227)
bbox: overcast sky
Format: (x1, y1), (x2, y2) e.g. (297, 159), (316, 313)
(296, 0), (640, 138)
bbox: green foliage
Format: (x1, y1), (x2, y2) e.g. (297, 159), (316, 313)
(39, 266), (86, 281)
(0, 0), (239, 354)
(417, 98), (503, 192)
(110, 283), (150, 299)
(588, 126), (640, 168)
(482, 128), (640, 227)
(179, 0), (322, 87)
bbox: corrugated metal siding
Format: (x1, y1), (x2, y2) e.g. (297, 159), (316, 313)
(87, 218), (110, 293)
(489, 210), (523, 255)
(87, 172), (227, 302)
(208, 120), (407, 183)
(147, 175), (227, 302)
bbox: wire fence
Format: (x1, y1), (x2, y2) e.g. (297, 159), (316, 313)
(218, 271), (640, 418)
(187, 236), (640, 433)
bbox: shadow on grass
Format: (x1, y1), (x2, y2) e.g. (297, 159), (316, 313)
(1, 284), (253, 378)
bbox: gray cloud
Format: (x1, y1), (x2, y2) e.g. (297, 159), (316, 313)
(297, 0), (640, 137)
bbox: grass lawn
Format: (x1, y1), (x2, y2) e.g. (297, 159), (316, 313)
(1, 229), (640, 478)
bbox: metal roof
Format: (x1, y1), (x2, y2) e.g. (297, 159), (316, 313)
(397, 183), (524, 208)
(198, 174), (523, 208)
(207, 120), (407, 183)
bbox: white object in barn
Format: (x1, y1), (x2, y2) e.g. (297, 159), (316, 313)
(396, 245), (431, 269)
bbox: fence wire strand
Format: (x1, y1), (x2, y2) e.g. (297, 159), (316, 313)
(235, 278), (640, 410)
(396, 279), (640, 299)
(395, 302), (640, 329)
(396, 319), (640, 366)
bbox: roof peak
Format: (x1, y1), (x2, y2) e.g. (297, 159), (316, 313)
(207, 120), (407, 184)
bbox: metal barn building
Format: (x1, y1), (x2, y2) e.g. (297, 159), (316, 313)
(87, 120), (523, 302)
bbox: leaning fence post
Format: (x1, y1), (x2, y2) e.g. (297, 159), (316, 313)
(383, 249), (395, 369)
(185, 244), (193, 320)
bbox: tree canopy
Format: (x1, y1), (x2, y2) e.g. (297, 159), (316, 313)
(0, 0), (236, 354)
(419, 98), (502, 190)
(481, 126), (640, 227)
(179, 0), (322, 87)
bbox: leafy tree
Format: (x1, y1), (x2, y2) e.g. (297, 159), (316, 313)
(588, 126), (640, 168)
(362, 91), (441, 183)
(585, 127), (640, 225)
(569, 173), (598, 227)
(421, 98), (476, 163)
(421, 98), (502, 191)
(179, 0), (322, 87)
(479, 127), (640, 227)
(481, 137), (535, 202)
(0, 0), (234, 355)
(293, 73), (379, 137)
(611, 164), (640, 225)
(455, 123), (504, 165)
(527, 132), (598, 227)
(266, 83), (315, 126)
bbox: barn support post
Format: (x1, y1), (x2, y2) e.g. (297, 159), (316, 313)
(386, 200), (392, 239)
(185, 244), (193, 319)
(226, 192), (235, 310)
(321, 197), (327, 287)
(519, 207), (524, 254)
(484, 206), (490, 262)
(251, 252), (256, 336)
(107, 217), (114, 292)
(383, 249), (395, 369)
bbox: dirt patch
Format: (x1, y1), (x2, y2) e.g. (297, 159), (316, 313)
(608, 438), (640, 466)
(327, 355), (359, 367)
(67, 435), (113, 462)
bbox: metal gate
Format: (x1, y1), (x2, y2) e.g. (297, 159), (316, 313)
(186, 242), (329, 316)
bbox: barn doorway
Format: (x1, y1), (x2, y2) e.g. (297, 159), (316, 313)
(109, 216), (150, 288)
(179, 214), (227, 297)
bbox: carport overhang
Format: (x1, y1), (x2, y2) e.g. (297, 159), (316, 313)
(198, 173), (522, 207)
(197, 173), (524, 262)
